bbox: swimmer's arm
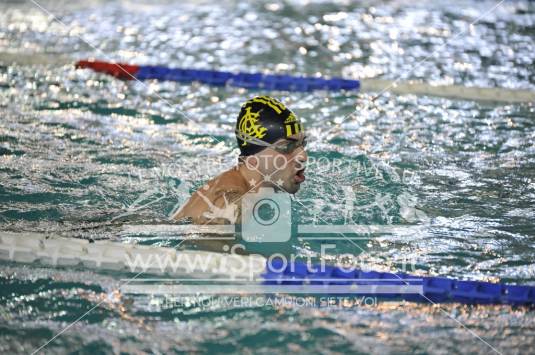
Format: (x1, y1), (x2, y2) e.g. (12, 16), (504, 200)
(171, 192), (203, 221)
(176, 190), (248, 253)
(193, 189), (242, 225)
(173, 189), (243, 225)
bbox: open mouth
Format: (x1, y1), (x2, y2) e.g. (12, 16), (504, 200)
(294, 168), (306, 183)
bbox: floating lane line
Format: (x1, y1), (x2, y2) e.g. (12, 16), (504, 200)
(76, 59), (535, 103)
(1, 231), (535, 304)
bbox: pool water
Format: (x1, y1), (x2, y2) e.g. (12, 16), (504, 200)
(1, 0), (535, 353)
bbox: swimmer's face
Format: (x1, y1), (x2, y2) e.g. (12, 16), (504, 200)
(255, 132), (308, 194)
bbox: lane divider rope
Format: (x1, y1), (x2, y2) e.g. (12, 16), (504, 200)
(2, 231), (534, 305)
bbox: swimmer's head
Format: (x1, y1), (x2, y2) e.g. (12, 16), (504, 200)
(236, 96), (307, 194)
(235, 96), (304, 156)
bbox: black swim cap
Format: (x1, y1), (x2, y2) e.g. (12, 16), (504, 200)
(235, 96), (304, 156)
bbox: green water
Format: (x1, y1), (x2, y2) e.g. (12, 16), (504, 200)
(1, 0), (535, 353)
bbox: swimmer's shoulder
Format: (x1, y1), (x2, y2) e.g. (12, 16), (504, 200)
(172, 166), (249, 220)
(211, 166), (250, 194)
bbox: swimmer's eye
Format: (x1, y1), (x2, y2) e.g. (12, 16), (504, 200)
(274, 138), (307, 154)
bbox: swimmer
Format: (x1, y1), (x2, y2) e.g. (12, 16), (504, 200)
(173, 96), (307, 226)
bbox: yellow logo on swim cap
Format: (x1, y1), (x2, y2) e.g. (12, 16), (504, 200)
(284, 112), (297, 124)
(284, 112), (304, 137)
(250, 96), (286, 114)
(249, 96), (304, 137)
(238, 107), (267, 146)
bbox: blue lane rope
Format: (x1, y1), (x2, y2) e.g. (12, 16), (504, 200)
(1, 231), (534, 305)
(263, 259), (535, 305)
(76, 59), (360, 91)
(76, 60), (535, 102)
(135, 65), (360, 92)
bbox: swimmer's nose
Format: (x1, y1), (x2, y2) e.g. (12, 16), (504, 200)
(294, 146), (307, 168)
